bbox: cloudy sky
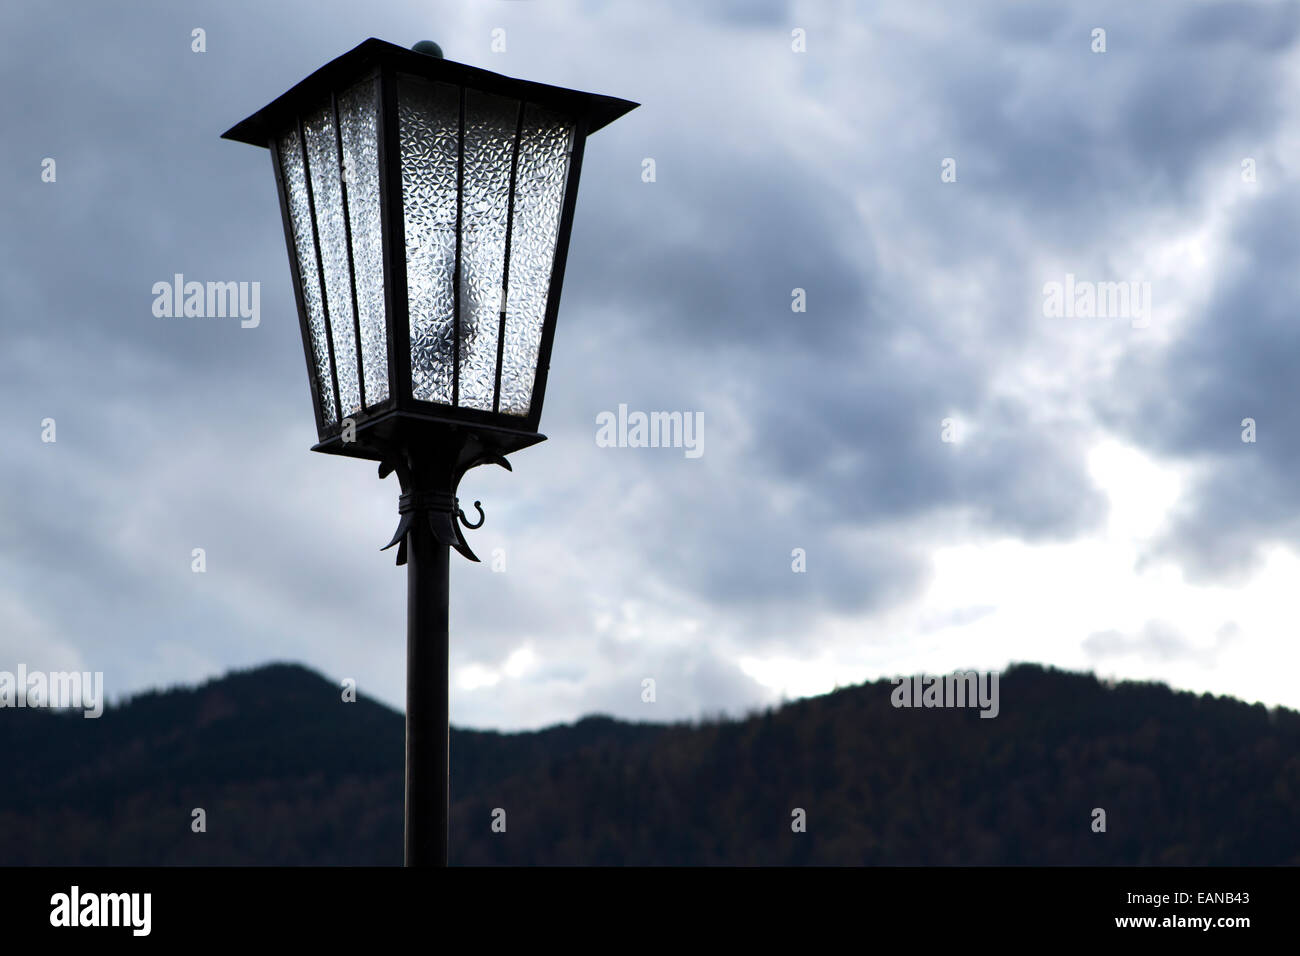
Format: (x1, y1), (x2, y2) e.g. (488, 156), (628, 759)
(3, 0), (1300, 729)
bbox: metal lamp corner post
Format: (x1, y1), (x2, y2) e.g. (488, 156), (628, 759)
(222, 38), (636, 866)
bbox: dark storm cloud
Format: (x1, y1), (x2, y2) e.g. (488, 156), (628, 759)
(877, 2), (1296, 250)
(577, 154), (872, 351)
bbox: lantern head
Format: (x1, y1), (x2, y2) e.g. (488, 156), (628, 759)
(223, 38), (637, 462)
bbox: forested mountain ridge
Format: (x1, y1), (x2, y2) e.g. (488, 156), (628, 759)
(1, 662), (1295, 865)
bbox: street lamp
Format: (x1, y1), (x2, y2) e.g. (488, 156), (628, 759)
(222, 38), (636, 866)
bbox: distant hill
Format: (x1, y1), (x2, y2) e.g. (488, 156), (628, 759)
(1, 662), (1296, 865)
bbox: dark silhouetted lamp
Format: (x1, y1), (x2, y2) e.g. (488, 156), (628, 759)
(223, 37), (635, 866)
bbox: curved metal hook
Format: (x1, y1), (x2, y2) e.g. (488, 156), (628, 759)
(457, 500), (485, 530)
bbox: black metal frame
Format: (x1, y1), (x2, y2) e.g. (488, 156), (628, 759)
(223, 38), (637, 464)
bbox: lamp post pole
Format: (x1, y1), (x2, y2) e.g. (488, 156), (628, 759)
(395, 441), (466, 867)
(403, 486), (449, 868)
(404, 495), (450, 867)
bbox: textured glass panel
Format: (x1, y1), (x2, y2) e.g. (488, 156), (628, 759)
(501, 105), (573, 415)
(339, 76), (389, 407)
(278, 126), (337, 426)
(304, 102), (362, 418)
(458, 90), (519, 411)
(398, 75), (459, 405)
